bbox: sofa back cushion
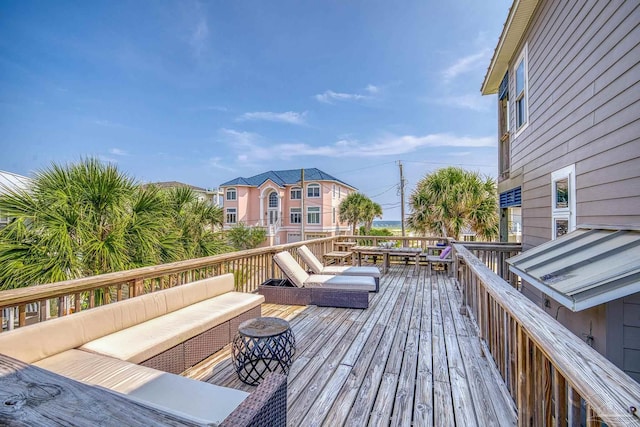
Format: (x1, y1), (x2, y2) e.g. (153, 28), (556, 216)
(0, 273), (235, 363)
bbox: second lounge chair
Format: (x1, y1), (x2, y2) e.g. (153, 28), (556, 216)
(273, 251), (377, 293)
(296, 245), (381, 292)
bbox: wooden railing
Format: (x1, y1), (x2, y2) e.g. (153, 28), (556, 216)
(0, 237), (336, 331)
(454, 243), (640, 426)
(461, 242), (522, 288)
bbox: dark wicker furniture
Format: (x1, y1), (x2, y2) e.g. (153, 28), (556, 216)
(232, 317), (296, 386)
(258, 279), (369, 308)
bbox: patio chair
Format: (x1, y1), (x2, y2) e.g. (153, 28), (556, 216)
(273, 252), (377, 293)
(297, 245), (380, 291)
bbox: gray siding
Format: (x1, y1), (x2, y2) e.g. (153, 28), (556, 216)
(505, 0), (640, 250)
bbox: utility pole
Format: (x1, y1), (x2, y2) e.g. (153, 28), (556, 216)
(399, 161), (406, 237)
(300, 168), (305, 241)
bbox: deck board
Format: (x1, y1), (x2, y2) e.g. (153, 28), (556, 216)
(185, 264), (517, 426)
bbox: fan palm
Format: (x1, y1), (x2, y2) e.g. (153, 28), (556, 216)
(407, 167), (498, 241)
(339, 192), (382, 235)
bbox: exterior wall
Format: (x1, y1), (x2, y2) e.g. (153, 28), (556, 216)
(505, 0), (640, 250)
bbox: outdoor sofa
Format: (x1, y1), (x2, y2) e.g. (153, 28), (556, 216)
(297, 245), (381, 291)
(0, 273), (286, 426)
(268, 251), (376, 309)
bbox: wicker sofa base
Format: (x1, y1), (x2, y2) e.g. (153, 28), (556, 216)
(258, 282), (312, 305)
(220, 372), (287, 427)
(141, 306), (262, 374)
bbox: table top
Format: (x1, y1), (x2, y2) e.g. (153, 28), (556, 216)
(352, 246), (422, 254)
(324, 251), (352, 257)
(238, 317), (291, 338)
(0, 354), (197, 426)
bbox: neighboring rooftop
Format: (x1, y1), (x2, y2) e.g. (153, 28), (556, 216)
(220, 168), (355, 190)
(0, 170), (31, 194)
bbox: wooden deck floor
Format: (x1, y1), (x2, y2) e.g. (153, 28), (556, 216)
(184, 265), (517, 426)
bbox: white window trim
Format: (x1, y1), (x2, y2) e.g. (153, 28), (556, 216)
(290, 187), (301, 200)
(551, 164), (576, 239)
(225, 187), (237, 201)
(307, 183), (320, 198)
(290, 207), (302, 224)
(226, 208), (237, 224)
(513, 43), (529, 138)
(307, 206), (321, 224)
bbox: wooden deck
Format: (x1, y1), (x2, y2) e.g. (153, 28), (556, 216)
(184, 264), (517, 426)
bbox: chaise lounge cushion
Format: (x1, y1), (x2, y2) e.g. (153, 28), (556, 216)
(274, 251), (376, 292)
(304, 274), (376, 292)
(80, 291), (264, 364)
(297, 245), (381, 287)
(34, 349), (249, 425)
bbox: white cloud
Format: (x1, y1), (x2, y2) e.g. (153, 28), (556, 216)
(109, 148), (128, 156)
(365, 84), (379, 94)
(209, 156), (235, 172)
(315, 90), (367, 104)
(442, 48), (491, 82)
(220, 128), (494, 163)
(430, 93), (492, 111)
(236, 111), (307, 125)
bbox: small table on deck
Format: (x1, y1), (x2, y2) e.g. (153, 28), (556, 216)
(232, 317), (296, 386)
(351, 246), (422, 274)
(334, 241), (356, 252)
(323, 250), (353, 265)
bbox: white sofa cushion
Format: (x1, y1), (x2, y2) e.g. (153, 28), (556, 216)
(34, 349), (249, 425)
(80, 292), (264, 363)
(319, 266), (381, 278)
(0, 273), (237, 363)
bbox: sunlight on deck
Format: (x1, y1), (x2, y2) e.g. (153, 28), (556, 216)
(184, 264), (517, 426)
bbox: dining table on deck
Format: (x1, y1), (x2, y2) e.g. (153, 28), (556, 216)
(351, 245), (422, 274)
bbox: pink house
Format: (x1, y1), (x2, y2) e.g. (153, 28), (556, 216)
(219, 168), (355, 245)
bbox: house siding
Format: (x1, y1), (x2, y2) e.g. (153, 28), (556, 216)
(505, 0), (640, 250)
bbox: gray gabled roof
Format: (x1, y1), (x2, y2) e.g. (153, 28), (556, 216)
(220, 168), (355, 189)
(507, 225), (640, 311)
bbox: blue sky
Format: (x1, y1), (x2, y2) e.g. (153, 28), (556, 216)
(0, 0), (511, 220)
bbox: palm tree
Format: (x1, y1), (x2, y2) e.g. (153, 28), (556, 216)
(338, 193), (382, 235)
(407, 167), (498, 241)
(225, 223), (267, 250)
(0, 158), (225, 290)
(361, 199), (383, 234)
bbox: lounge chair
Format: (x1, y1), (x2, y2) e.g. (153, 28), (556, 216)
(297, 245), (381, 291)
(273, 251), (377, 292)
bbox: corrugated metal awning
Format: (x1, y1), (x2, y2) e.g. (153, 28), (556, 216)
(507, 225), (640, 311)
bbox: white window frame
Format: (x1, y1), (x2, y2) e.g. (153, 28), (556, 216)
(514, 43), (529, 137)
(307, 206), (320, 224)
(290, 207), (302, 224)
(226, 187), (237, 201)
(332, 207), (336, 224)
(332, 184), (336, 199)
(307, 183), (320, 198)
(268, 191), (279, 208)
(226, 208), (237, 224)
(551, 164), (576, 239)
(338, 187), (341, 198)
(290, 187), (301, 200)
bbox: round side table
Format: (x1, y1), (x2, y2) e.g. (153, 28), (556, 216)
(232, 317), (296, 386)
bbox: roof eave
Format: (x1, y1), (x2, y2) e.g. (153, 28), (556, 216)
(481, 0), (540, 95)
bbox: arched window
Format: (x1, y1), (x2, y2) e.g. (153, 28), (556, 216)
(268, 191), (279, 208)
(307, 183), (320, 198)
(290, 187), (301, 200)
(226, 188), (237, 201)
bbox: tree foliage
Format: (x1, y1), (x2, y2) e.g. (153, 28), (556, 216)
(0, 158), (227, 289)
(225, 223), (267, 250)
(406, 167), (498, 241)
(338, 193), (383, 235)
